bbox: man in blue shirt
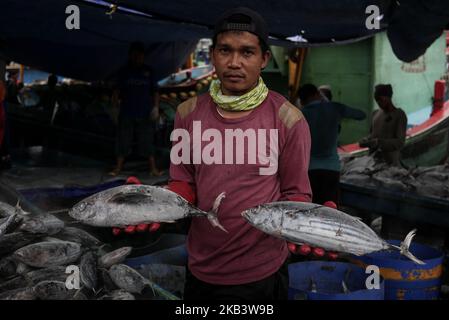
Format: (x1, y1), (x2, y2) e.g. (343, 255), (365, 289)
(299, 84), (366, 205)
(109, 42), (163, 177)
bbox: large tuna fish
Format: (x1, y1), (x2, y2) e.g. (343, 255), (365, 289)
(241, 202), (425, 265)
(69, 185), (227, 232)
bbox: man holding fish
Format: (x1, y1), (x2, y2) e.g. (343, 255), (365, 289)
(161, 8), (337, 299)
(69, 7), (424, 300)
(70, 7), (341, 300)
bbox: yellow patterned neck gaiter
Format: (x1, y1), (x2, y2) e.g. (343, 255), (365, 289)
(209, 77), (269, 111)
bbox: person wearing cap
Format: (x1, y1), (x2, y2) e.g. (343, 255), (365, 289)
(298, 84), (366, 205)
(111, 7), (336, 300)
(359, 84), (407, 166)
(109, 41), (163, 177)
(166, 7), (337, 300)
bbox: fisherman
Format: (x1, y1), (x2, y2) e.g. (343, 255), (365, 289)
(112, 8), (337, 300)
(5, 70), (19, 105)
(359, 84), (407, 166)
(299, 84), (366, 205)
(109, 41), (163, 177)
(39, 74), (59, 113)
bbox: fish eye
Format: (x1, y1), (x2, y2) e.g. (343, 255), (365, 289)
(77, 203), (87, 211)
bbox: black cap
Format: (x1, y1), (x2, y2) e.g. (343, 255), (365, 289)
(214, 7), (269, 46)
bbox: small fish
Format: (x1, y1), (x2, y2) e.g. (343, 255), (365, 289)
(108, 264), (180, 300)
(0, 287), (36, 300)
(13, 241), (82, 268)
(0, 201), (30, 218)
(54, 227), (102, 247)
(25, 266), (68, 284)
(242, 202), (425, 265)
(69, 185), (227, 232)
(18, 213), (65, 235)
(0, 232), (43, 255)
(98, 247), (132, 269)
(0, 214), (21, 236)
(108, 264), (150, 294)
(80, 251), (98, 291)
(0, 276), (29, 292)
(99, 268), (118, 292)
(33, 280), (74, 300)
(0, 256), (17, 279)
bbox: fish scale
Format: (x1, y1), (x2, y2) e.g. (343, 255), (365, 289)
(242, 201), (425, 264)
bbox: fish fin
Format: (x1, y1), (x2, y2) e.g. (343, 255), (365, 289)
(109, 192), (152, 205)
(206, 192), (228, 233)
(94, 287), (104, 297)
(15, 201), (30, 216)
(398, 229), (426, 265)
(146, 275), (180, 300)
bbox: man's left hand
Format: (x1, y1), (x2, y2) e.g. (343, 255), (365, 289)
(287, 200), (339, 260)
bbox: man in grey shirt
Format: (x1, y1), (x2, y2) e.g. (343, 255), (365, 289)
(359, 84), (408, 166)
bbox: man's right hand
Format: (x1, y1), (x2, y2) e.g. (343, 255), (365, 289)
(112, 176), (162, 236)
(112, 222), (161, 236)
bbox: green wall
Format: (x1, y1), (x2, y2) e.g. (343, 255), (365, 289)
(300, 40), (374, 145)
(373, 32), (446, 114)
(298, 32), (446, 145)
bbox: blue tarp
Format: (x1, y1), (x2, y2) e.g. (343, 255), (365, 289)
(0, 0), (200, 81)
(0, 0), (448, 81)
(114, 0), (449, 61)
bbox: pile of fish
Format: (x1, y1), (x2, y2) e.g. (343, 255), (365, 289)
(242, 201), (425, 265)
(341, 156), (449, 199)
(0, 201), (180, 300)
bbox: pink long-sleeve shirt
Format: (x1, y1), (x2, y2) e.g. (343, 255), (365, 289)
(170, 90), (312, 285)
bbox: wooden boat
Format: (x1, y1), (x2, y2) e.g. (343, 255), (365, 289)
(157, 64), (215, 99)
(338, 100), (449, 167)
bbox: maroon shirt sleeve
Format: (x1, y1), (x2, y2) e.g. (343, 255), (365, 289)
(278, 117), (312, 202)
(169, 108), (197, 204)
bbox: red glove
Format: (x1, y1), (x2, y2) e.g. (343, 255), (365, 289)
(286, 198), (338, 260)
(112, 176), (161, 236)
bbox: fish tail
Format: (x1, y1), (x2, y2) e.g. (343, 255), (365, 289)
(15, 200), (30, 216)
(146, 277), (180, 300)
(394, 229), (425, 265)
(206, 192), (228, 233)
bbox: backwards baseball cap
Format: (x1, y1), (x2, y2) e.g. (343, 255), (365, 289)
(214, 7), (269, 47)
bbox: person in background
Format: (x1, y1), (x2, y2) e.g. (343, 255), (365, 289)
(299, 83), (366, 205)
(40, 74), (59, 113)
(109, 41), (163, 177)
(6, 71), (19, 105)
(359, 84), (407, 167)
